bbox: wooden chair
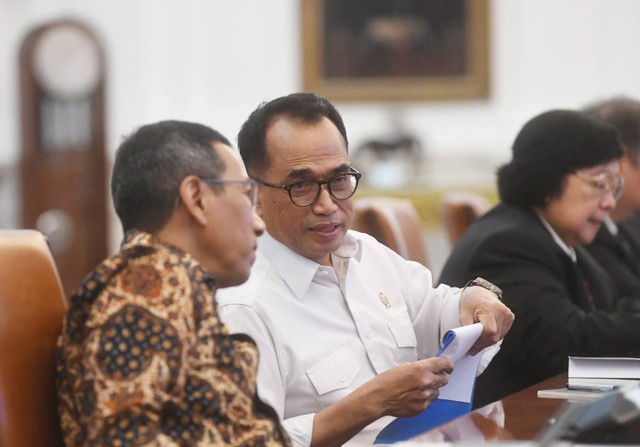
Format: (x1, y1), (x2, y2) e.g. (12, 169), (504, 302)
(440, 192), (491, 247)
(351, 196), (429, 267)
(0, 230), (67, 447)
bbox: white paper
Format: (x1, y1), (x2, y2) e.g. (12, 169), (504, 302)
(437, 323), (484, 402)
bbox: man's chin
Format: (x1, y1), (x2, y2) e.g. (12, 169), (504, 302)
(579, 230), (599, 246)
(218, 269), (251, 289)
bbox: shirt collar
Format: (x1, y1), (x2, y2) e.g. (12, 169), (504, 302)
(603, 214), (618, 235)
(121, 229), (217, 288)
(537, 214), (577, 262)
(333, 230), (362, 261)
(257, 230), (363, 300)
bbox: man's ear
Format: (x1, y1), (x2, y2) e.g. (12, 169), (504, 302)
(621, 153), (634, 173)
(177, 176), (208, 226)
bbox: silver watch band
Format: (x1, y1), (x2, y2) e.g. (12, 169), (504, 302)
(464, 277), (503, 300)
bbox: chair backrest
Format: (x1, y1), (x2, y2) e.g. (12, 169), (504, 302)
(351, 196), (429, 266)
(0, 230), (67, 447)
(440, 191), (491, 247)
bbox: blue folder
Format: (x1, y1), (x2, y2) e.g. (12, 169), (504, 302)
(374, 399), (471, 444)
(374, 326), (480, 444)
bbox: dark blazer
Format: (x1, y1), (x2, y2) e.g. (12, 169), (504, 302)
(621, 211), (640, 239)
(439, 203), (640, 408)
(584, 221), (640, 298)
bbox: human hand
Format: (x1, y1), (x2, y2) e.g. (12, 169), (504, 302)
(460, 286), (514, 355)
(369, 357), (454, 418)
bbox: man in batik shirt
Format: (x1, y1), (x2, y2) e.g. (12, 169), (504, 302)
(56, 120), (290, 446)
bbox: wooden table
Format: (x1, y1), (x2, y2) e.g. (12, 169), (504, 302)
(408, 374), (568, 442)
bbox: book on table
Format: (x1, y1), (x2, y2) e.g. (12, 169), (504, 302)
(568, 356), (640, 389)
(537, 356), (640, 400)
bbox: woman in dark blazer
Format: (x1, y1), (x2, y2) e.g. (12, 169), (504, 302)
(439, 110), (640, 408)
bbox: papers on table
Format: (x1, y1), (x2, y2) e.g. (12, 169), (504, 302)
(536, 387), (614, 401)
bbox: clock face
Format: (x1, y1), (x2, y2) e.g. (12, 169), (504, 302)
(32, 24), (102, 99)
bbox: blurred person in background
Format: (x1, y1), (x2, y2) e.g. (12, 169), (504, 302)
(583, 96), (640, 298)
(439, 109), (640, 407)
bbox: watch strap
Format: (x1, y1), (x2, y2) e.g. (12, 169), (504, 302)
(464, 277), (503, 301)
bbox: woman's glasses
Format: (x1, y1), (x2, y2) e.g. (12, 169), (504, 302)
(573, 171), (625, 200)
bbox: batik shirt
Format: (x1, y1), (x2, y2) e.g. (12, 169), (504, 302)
(56, 230), (290, 447)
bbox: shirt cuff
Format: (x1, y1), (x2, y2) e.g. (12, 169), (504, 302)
(440, 288), (462, 340)
(477, 339), (502, 375)
(282, 413), (315, 447)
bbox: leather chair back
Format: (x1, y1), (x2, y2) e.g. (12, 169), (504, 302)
(351, 197), (429, 266)
(440, 192), (490, 247)
(0, 230), (67, 447)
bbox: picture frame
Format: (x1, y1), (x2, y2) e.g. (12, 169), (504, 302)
(301, 0), (490, 102)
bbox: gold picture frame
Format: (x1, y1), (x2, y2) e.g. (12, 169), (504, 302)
(301, 0), (490, 102)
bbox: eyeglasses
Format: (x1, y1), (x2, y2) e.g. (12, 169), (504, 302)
(252, 168), (362, 207)
(200, 178), (259, 211)
(573, 171), (625, 200)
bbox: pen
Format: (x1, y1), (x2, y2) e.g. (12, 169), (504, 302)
(566, 383), (617, 393)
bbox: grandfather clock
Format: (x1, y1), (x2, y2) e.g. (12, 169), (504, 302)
(19, 20), (108, 295)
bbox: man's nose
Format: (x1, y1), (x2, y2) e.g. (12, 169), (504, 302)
(312, 184), (338, 214)
(253, 212), (266, 235)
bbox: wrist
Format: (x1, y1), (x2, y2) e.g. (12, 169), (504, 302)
(462, 277), (503, 301)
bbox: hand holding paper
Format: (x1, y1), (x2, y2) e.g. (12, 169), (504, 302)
(436, 322), (485, 402)
(375, 323), (486, 443)
(459, 285), (514, 355)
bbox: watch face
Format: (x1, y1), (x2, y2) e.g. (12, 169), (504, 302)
(32, 24), (102, 99)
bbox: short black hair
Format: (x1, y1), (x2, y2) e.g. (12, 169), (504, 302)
(111, 120), (229, 233)
(237, 92), (348, 175)
(584, 96), (640, 166)
(498, 109), (623, 208)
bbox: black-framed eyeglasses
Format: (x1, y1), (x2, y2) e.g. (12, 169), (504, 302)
(200, 178), (259, 211)
(252, 168), (362, 207)
(573, 171), (625, 200)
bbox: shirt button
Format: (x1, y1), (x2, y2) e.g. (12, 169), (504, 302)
(338, 373), (346, 382)
(365, 328), (373, 338)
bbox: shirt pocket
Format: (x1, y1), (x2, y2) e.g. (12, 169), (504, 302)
(386, 311), (418, 348)
(306, 345), (361, 396)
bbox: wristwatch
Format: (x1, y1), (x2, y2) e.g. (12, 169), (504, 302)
(464, 277), (503, 301)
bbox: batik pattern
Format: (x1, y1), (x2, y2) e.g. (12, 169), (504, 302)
(56, 231), (290, 446)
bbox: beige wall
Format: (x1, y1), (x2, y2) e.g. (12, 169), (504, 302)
(2, 0), (640, 251)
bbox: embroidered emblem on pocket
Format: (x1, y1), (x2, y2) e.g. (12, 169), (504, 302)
(378, 292), (390, 309)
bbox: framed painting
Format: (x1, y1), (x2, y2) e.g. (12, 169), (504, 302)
(301, 0), (490, 101)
